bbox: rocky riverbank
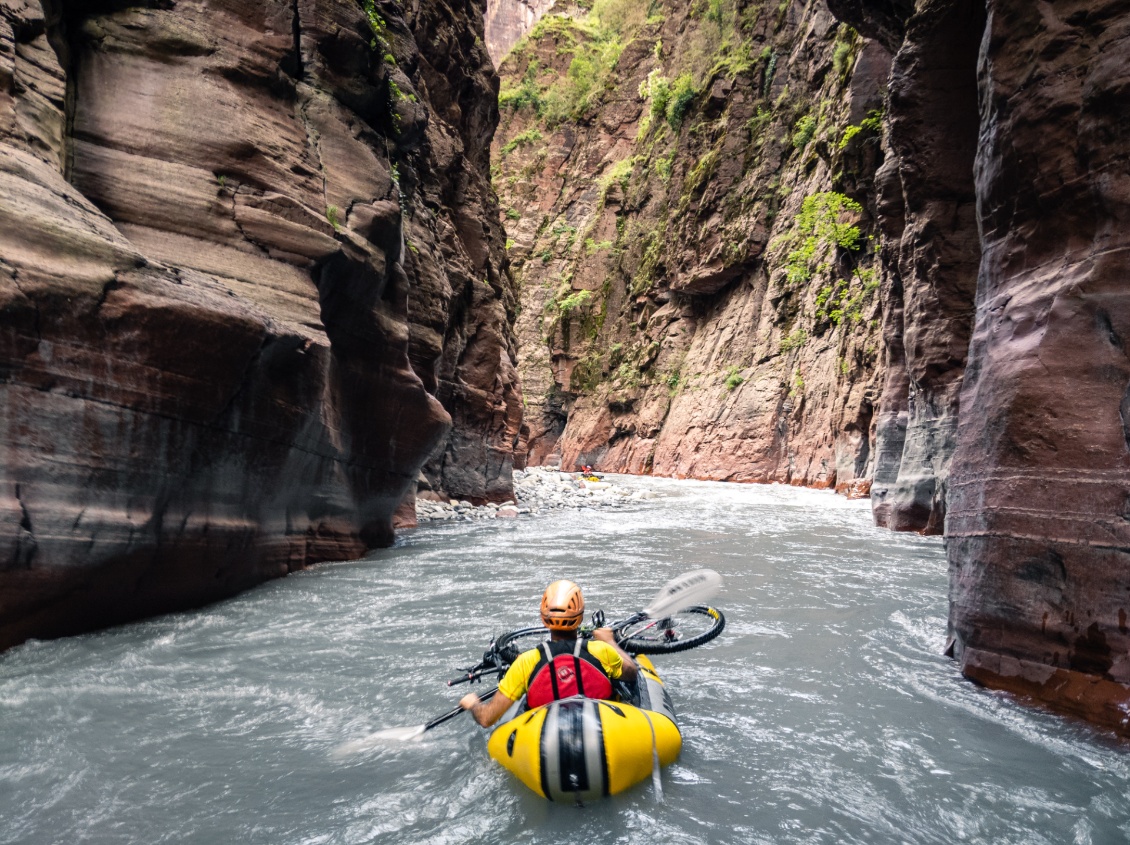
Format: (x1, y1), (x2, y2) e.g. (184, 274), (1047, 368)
(414, 467), (658, 523)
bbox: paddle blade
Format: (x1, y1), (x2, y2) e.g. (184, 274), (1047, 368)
(643, 569), (722, 618)
(331, 724), (426, 758)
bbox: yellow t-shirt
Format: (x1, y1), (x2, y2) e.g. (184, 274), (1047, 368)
(498, 640), (623, 702)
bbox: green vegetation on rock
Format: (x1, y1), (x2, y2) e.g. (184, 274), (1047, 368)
(775, 191), (864, 287)
(779, 329), (808, 352)
(723, 365), (745, 391)
(499, 0), (661, 127)
(496, 0), (886, 460)
(501, 127), (544, 156)
(362, 0), (390, 54)
(837, 108), (884, 149)
(791, 114), (816, 149)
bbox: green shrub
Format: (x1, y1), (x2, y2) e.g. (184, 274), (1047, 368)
(838, 124), (862, 149)
(762, 50), (778, 97)
(615, 360), (642, 387)
(776, 191), (864, 286)
(779, 329), (808, 352)
(837, 109), (883, 149)
(499, 64), (544, 112)
(712, 39), (756, 78)
(706, 0), (726, 29)
(557, 289), (593, 315)
(747, 106), (772, 138)
(666, 73), (698, 129)
(524, 14), (628, 126)
(832, 39), (852, 79)
(599, 156), (636, 198)
(362, 0), (390, 54)
(723, 365), (744, 391)
(642, 70), (672, 123)
(791, 114), (817, 149)
(788, 371), (805, 398)
(501, 127), (544, 156)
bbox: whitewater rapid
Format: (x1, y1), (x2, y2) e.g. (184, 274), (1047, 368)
(2, 476), (1128, 844)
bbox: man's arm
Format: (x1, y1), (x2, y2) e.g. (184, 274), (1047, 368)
(459, 690), (514, 727)
(592, 628), (639, 683)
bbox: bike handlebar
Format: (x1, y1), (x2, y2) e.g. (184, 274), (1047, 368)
(445, 608), (646, 685)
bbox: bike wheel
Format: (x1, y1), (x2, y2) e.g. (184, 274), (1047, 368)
(615, 606), (725, 654)
(494, 626), (551, 665)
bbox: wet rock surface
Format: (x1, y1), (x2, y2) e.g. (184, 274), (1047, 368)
(0, 0), (517, 649)
(865, 0), (983, 534)
(833, 0), (1130, 736)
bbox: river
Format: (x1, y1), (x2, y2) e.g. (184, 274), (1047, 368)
(2, 476), (1128, 844)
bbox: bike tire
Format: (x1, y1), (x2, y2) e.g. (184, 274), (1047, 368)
(494, 626), (551, 665)
(616, 605), (725, 655)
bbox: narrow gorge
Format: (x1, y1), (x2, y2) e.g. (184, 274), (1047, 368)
(488, 0), (1130, 736)
(1, 0), (1129, 744)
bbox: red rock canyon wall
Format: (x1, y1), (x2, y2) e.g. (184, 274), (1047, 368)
(496, 0), (1130, 735)
(0, 0), (519, 649)
(829, 0), (1130, 735)
(495, 0), (890, 494)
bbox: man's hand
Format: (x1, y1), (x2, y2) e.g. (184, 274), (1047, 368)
(592, 628), (639, 683)
(460, 691), (515, 727)
(591, 627), (617, 644)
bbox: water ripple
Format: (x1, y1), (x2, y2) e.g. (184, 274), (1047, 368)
(2, 477), (1128, 843)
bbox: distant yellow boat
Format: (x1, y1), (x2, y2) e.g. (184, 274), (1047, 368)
(486, 655), (680, 802)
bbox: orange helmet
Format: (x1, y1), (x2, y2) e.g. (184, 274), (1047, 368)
(540, 580), (584, 632)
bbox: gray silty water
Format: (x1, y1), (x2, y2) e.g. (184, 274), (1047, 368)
(2, 476), (1129, 844)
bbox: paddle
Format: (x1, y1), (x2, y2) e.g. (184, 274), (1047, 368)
(331, 569), (722, 756)
(641, 568), (722, 619)
(332, 689), (500, 755)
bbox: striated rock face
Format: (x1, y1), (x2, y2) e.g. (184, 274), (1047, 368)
(484, 0), (556, 64)
(0, 0), (518, 649)
(496, 1), (889, 492)
(865, 0), (983, 534)
(948, 0), (1130, 736)
(834, 0), (1130, 735)
(498, 0), (1130, 736)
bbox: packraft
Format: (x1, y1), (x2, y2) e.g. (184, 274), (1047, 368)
(486, 655), (679, 802)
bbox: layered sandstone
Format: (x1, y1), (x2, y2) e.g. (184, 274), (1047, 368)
(831, 0), (1130, 735)
(495, 1), (888, 493)
(0, 0), (518, 649)
(863, 0), (983, 534)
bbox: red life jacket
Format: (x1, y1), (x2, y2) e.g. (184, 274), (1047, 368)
(526, 639), (614, 708)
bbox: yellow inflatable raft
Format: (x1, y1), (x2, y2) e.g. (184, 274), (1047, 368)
(486, 656), (680, 802)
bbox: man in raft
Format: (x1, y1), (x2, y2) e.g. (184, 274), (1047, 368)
(459, 580), (639, 727)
